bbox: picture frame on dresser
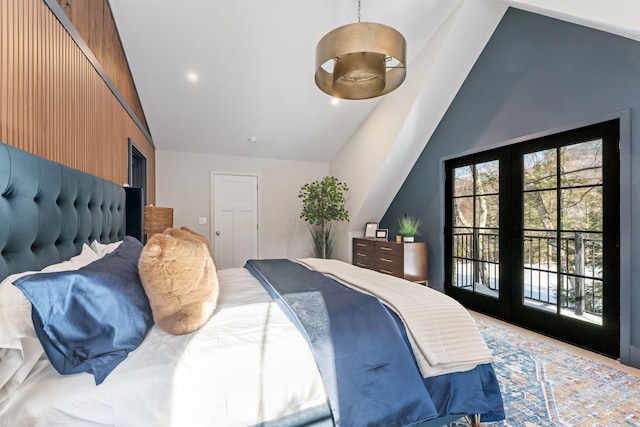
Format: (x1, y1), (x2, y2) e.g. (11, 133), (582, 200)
(375, 229), (388, 241)
(364, 222), (378, 238)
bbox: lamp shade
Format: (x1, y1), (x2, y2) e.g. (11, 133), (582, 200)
(315, 22), (406, 100)
(143, 205), (174, 237)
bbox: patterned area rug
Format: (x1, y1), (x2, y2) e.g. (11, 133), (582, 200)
(454, 317), (640, 426)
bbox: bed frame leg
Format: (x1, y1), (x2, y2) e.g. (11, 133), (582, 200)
(464, 414), (481, 426)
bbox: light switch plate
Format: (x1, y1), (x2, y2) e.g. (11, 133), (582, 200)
(198, 217), (207, 225)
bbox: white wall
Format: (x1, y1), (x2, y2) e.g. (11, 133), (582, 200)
(155, 150), (328, 261)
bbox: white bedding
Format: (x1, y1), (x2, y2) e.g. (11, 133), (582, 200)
(1, 257), (496, 426)
(0, 268), (326, 427)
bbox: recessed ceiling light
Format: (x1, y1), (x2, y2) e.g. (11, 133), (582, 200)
(186, 72), (199, 82)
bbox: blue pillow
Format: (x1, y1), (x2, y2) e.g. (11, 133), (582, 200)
(13, 236), (153, 384)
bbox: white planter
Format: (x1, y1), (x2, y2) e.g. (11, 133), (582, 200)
(403, 236), (415, 242)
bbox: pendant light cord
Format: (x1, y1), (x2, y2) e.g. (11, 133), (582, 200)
(358, 0), (361, 23)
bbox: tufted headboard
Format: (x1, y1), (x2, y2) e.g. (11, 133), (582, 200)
(0, 142), (126, 282)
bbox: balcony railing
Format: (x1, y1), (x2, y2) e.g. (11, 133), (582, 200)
(452, 230), (500, 294)
(523, 233), (602, 316)
(453, 230), (603, 317)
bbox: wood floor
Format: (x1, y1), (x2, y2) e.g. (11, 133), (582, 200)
(470, 310), (640, 378)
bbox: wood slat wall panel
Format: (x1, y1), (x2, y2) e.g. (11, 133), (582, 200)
(55, 0), (149, 133)
(0, 0), (155, 203)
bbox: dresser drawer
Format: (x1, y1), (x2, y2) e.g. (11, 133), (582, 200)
(353, 258), (375, 269)
(353, 238), (375, 252)
(374, 263), (403, 278)
(353, 248), (374, 262)
(374, 241), (403, 257)
(374, 252), (401, 267)
(374, 250), (403, 279)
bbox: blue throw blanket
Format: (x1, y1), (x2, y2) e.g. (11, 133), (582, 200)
(245, 259), (438, 427)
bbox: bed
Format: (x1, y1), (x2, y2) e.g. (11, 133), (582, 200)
(0, 142), (505, 426)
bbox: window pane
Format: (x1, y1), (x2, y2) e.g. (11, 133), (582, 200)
(523, 230), (558, 274)
(454, 166), (473, 196)
(561, 187), (603, 231)
(477, 261), (500, 297)
(451, 160), (499, 299)
(476, 160), (499, 195)
(453, 197), (473, 227)
(476, 230), (499, 262)
(475, 195), (499, 229)
(524, 149), (557, 191)
(558, 273), (602, 325)
(524, 190), (557, 230)
(453, 259), (471, 289)
(559, 231), (603, 280)
(560, 140), (603, 187)
(523, 266), (556, 306)
(453, 227), (473, 260)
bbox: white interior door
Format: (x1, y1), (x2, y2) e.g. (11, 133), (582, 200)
(212, 174), (258, 269)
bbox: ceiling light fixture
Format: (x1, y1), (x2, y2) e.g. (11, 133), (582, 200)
(186, 72), (199, 82)
(315, 0), (406, 100)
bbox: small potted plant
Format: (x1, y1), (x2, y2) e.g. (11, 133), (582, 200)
(397, 215), (421, 242)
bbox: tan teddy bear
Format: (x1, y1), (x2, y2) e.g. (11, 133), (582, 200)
(163, 226), (213, 256)
(138, 228), (219, 335)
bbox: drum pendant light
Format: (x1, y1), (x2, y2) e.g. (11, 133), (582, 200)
(315, 0), (406, 100)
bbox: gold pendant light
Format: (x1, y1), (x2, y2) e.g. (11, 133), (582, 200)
(315, 0), (406, 100)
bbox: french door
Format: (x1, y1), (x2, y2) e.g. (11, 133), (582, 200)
(445, 120), (620, 357)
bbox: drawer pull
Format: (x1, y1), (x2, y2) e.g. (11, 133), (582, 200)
(381, 269), (394, 275)
(356, 243), (367, 247)
(356, 263), (367, 267)
(380, 246), (393, 251)
(380, 258), (394, 263)
(356, 252), (367, 257)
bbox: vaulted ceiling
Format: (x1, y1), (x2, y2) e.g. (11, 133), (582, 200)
(108, 0), (640, 163)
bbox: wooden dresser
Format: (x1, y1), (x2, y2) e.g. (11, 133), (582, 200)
(352, 237), (428, 283)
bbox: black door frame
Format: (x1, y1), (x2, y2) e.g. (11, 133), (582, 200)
(128, 138), (147, 205)
(445, 119), (620, 357)
(444, 146), (512, 320)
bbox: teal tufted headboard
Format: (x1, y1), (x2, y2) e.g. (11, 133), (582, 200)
(0, 142), (126, 281)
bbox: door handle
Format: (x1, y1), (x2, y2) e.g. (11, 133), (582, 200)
(215, 231), (221, 236)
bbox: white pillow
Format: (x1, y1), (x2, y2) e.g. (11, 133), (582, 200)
(0, 244), (101, 405)
(0, 270), (41, 406)
(42, 243), (101, 272)
(90, 240), (122, 257)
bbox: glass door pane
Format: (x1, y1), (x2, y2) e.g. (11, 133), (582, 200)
(521, 139), (603, 325)
(452, 160), (500, 298)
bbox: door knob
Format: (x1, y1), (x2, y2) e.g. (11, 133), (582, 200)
(215, 231), (221, 236)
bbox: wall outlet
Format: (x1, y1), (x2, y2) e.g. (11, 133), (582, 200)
(198, 217), (207, 225)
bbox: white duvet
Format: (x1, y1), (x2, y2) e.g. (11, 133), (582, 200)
(1, 257), (495, 426)
(0, 268), (327, 427)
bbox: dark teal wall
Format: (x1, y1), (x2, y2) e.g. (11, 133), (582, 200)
(381, 8), (640, 367)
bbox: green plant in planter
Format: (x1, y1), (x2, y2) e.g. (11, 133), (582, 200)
(298, 176), (349, 258)
(398, 215), (422, 241)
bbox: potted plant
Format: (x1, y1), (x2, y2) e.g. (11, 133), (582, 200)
(397, 215), (421, 242)
(298, 176), (349, 258)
